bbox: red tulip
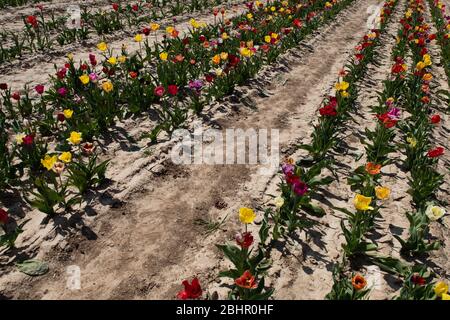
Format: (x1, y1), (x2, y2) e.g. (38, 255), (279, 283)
(0, 83), (7, 90)
(57, 113), (66, 122)
(411, 273), (426, 286)
(427, 147), (444, 158)
(57, 67), (67, 79)
(154, 86), (165, 97)
(132, 4), (138, 12)
(430, 114), (440, 124)
(199, 35), (206, 42)
(293, 18), (302, 28)
(35, 84), (44, 94)
(89, 54), (97, 66)
(112, 3), (119, 11)
(22, 134), (34, 145)
(168, 85), (178, 96)
(129, 71), (138, 79)
(26, 15), (38, 28)
(80, 64), (88, 71)
(0, 208), (8, 225)
(235, 232), (254, 248)
(12, 92), (20, 101)
(319, 105), (337, 116)
(235, 270), (257, 289)
(177, 278), (202, 300)
(142, 27), (150, 36)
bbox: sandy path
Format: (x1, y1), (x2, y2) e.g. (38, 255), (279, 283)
(0, 1), (249, 91)
(0, 0), (386, 299)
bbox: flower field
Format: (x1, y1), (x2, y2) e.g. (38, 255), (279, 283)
(0, 0), (449, 300)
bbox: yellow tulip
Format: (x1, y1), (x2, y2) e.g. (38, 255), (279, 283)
(354, 194), (374, 211)
(442, 293), (450, 300)
(264, 35), (271, 43)
(239, 207), (256, 224)
(134, 34), (143, 42)
(97, 42), (108, 52)
(63, 109), (74, 119)
(246, 13), (253, 20)
(341, 90), (349, 98)
(416, 61), (426, 71)
(407, 136), (417, 148)
(150, 23), (160, 31)
(67, 131), (82, 145)
(375, 186), (390, 200)
(108, 57), (117, 65)
(41, 154), (58, 171)
(434, 281), (449, 297)
(102, 81), (114, 93)
(58, 152), (72, 163)
(422, 73), (433, 82)
(79, 74), (90, 85)
(160, 52), (168, 61)
(118, 55), (126, 63)
(220, 52), (228, 60)
(335, 81), (349, 91)
(212, 54), (221, 65)
(221, 33), (229, 40)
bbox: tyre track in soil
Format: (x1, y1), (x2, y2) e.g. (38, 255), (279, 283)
(261, 0), (409, 299)
(0, 0), (251, 90)
(0, 0), (383, 299)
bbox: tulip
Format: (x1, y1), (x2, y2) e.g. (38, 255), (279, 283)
(57, 87), (68, 97)
(35, 85), (44, 94)
(274, 196), (284, 208)
(63, 109), (73, 119)
(52, 162), (65, 175)
(0, 208), (9, 225)
(12, 92), (20, 101)
(235, 270), (257, 289)
(22, 134), (34, 146)
(425, 204), (445, 221)
(235, 232), (254, 248)
(102, 81), (114, 93)
(82, 143), (95, 155)
(79, 74), (90, 85)
(154, 86), (165, 97)
(168, 85), (178, 96)
(427, 146), (444, 158)
(352, 274), (367, 290)
(159, 52), (168, 61)
(58, 152), (72, 163)
(97, 42), (108, 52)
(411, 273), (426, 285)
(430, 114), (441, 124)
(354, 194), (374, 211)
(41, 154), (58, 171)
(67, 131), (82, 145)
(434, 281), (449, 297)
(177, 278), (202, 300)
(239, 207), (256, 224)
(365, 162), (381, 175)
(375, 186), (390, 200)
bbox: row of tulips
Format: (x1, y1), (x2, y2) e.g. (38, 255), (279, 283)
(393, 0), (445, 254)
(347, 0), (448, 300)
(0, 0), (358, 237)
(428, 0), (450, 87)
(0, 0), (237, 64)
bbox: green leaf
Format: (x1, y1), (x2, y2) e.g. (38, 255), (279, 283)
(16, 260), (49, 276)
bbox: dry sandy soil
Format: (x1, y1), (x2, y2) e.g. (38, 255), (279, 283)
(0, 0), (449, 299)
